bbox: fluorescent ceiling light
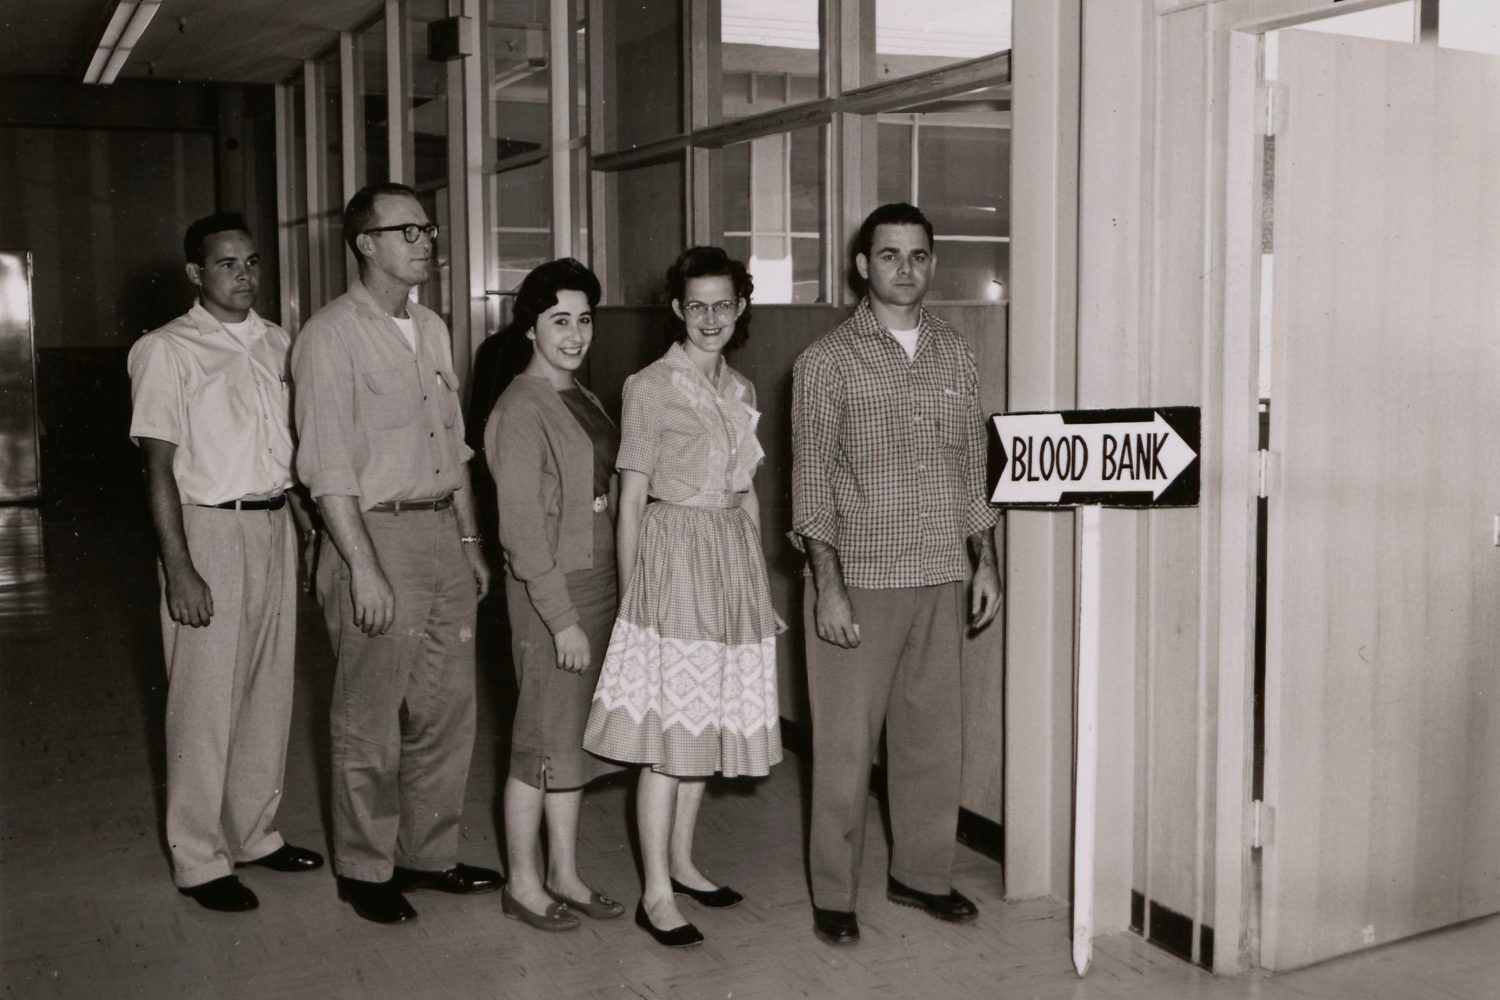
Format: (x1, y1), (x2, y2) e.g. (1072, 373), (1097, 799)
(83, 1), (162, 86)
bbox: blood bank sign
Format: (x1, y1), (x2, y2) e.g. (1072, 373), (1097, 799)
(988, 407), (1200, 508)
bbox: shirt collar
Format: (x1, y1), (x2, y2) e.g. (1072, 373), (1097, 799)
(852, 298), (938, 360)
(663, 341), (727, 391)
(188, 300), (263, 337)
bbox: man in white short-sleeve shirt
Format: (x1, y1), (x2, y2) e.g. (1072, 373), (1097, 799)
(128, 213), (324, 912)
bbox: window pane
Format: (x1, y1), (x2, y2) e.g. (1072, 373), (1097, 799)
(406, 0), (451, 324)
(614, 159), (684, 304)
(490, 161), (551, 294)
(873, 0), (1010, 83)
(720, 125), (826, 304)
(931, 238), (1007, 302)
(319, 51), (347, 300)
(358, 17), (389, 185)
(720, 0), (822, 122)
(877, 121), (913, 204)
(573, 0), (588, 137)
(918, 124), (1008, 237)
(489, 0), (550, 165)
(601, 0), (681, 150)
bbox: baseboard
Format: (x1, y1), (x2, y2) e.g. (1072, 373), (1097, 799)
(779, 716), (1003, 865)
(1131, 889), (1214, 970)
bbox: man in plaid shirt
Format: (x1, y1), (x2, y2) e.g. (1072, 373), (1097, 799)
(792, 202), (1001, 946)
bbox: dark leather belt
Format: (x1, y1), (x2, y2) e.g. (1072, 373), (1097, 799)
(201, 494), (287, 511)
(369, 494), (453, 513)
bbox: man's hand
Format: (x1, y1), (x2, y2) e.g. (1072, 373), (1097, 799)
(165, 566), (214, 627)
(969, 561), (1001, 630)
(463, 543), (491, 600)
(814, 581), (861, 648)
(554, 623), (590, 673)
(350, 564), (396, 636)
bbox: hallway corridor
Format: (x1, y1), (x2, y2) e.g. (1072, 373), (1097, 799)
(1, 512), (1498, 999)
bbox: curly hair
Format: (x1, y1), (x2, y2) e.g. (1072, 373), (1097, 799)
(509, 257), (601, 339)
(665, 245), (754, 352)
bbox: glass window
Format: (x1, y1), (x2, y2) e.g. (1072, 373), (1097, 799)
(878, 90), (1009, 302)
(720, 124), (826, 303)
(873, 0), (1010, 84)
(406, 0), (451, 325)
(1440, 0), (1500, 54)
(318, 50), (347, 300)
(719, 0), (822, 122)
(357, 16), (389, 186)
(613, 158), (685, 304)
(601, 0), (681, 149)
(488, 0), (550, 166)
(490, 161), (551, 294)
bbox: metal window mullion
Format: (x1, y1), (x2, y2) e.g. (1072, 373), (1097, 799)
(550, 0), (572, 258)
(910, 116), (920, 203)
(304, 59), (327, 312)
(274, 82), (300, 332)
(386, 0), (409, 184)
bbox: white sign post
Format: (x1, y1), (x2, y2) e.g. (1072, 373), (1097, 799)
(989, 408), (1200, 978)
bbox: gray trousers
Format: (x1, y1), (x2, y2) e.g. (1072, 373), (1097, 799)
(162, 504), (296, 888)
(317, 506), (478, 882)
(805, 581), (964, 910)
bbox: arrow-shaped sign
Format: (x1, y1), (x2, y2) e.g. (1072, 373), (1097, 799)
(989, 407), (1200, 508)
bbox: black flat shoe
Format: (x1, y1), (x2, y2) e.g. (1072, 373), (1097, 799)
(237, 843), (325, 873)
(178, 875), (258, 912)
(635, 901), (704, 948)
(812, 906), (860, 945)
(336, 875), (417, 924)
(670, 877), (743, 909)
(391, 863), (503, 895)
(886, 877), (978, 923)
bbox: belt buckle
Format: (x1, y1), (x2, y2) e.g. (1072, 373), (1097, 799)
(592, 495), (608, 514)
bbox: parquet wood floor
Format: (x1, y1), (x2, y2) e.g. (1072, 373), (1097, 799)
(3, 517), (1498, 999)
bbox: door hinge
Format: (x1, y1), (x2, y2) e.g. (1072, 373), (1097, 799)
(1257, 450), (1280, 499)
(1251, 799), (1272, 849)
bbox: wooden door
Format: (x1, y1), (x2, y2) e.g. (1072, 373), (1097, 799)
(1260, 29), (1500, 971)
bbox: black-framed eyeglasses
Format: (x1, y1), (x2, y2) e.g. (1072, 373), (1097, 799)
(363, 223), (439, 244)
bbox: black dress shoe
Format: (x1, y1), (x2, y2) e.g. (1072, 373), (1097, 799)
(812, 906), (860, 945)
(237, 843), (325, 873)
(634, 901), (704, 948)
(670, 877), (743, 908)
(336, 875), (417, 924)
(886, 877), (978, 923)
(178, 875), (258, 912)
(391, 863), (503, 895)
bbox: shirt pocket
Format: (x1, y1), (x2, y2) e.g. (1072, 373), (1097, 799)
(934, 384), (966, 450)
(435, 369), (461, 428)
(360, 367), (416, 430)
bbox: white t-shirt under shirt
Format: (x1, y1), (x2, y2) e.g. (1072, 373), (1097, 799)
(392, 315), (417, 353)
(887, 327), (919, 361)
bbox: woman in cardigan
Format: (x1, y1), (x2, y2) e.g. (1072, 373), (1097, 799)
(584, 246), (783, 948)
(485, 258), (624, 932)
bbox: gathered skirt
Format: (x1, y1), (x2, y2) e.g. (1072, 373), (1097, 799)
(583, 500), (782, 778)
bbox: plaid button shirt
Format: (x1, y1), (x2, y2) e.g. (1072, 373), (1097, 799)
(791, 299), (998, 589)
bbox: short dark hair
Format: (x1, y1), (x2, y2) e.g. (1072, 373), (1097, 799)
(665, 246), (754, 352)
(184, 212), (251, 265)
(344, 182), (421, 268)
(510, 257), (601, 339)
(853, 202), (935, 263)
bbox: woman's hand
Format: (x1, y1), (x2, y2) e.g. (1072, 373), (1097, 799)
(554, 623), (591, 673)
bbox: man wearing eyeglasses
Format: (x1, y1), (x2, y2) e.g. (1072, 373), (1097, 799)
(292, 182), (499, 924)
(791, 202), (1001, 946)
(129, 213), (325, 913)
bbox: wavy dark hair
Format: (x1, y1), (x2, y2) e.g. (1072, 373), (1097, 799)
(849, 202), (935, 297)
(665, 245), (754, 352)
(509, 257), (601, 339)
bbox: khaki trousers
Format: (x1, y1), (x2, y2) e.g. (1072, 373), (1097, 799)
(161, 504), (296, 888)
(317, 506), (478, 881)
(805, 581), (964, 910)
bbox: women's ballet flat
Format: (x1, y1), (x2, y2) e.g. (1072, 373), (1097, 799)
(501, 887), (580, 931)
(635, 901), (704, 948)
(670, 878), (744, 909)
(545, 887), (626, 920)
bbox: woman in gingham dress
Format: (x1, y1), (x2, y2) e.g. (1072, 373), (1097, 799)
(583, 246), (783, 947)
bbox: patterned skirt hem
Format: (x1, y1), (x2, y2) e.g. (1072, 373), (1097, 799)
(583, 708), (783, 779)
